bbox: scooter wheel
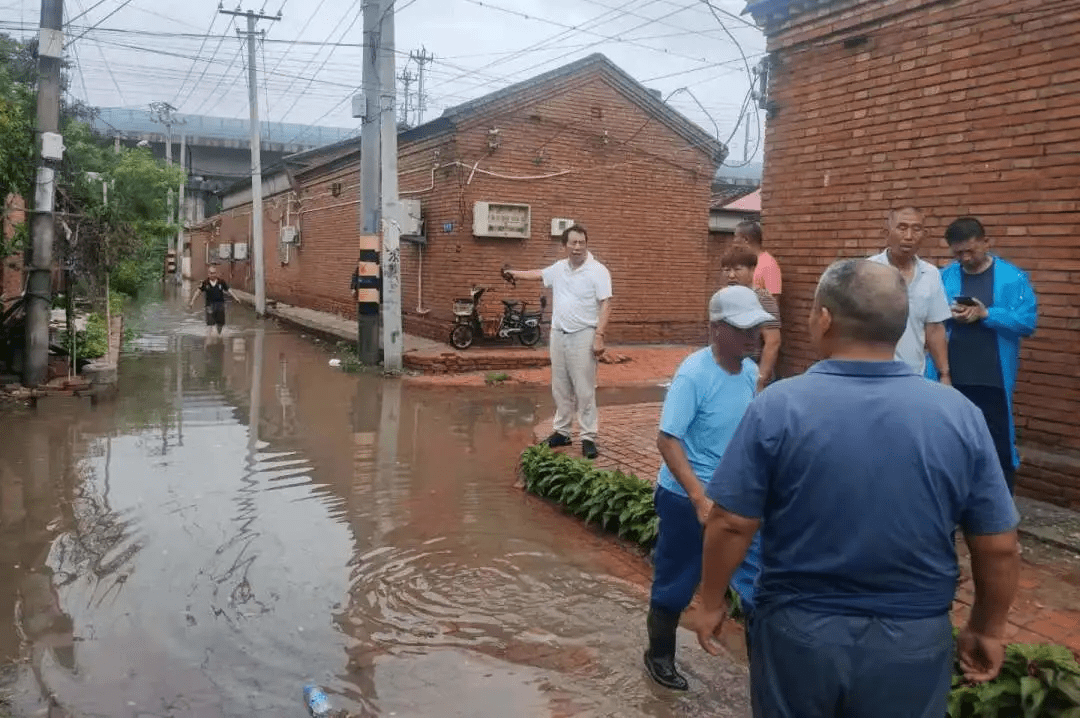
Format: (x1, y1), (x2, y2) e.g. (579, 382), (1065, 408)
(519, 325), (542, 346)
(450, 324), (475, 350)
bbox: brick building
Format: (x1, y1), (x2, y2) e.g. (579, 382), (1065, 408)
(189, 54), (727, 344)
(745, 0), (1080, 503)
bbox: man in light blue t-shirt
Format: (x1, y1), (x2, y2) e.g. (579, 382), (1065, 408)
(644, 285), (774, 692)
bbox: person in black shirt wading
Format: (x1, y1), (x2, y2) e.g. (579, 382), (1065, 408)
(188, 265), (240, 341)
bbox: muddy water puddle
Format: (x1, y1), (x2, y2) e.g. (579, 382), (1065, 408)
(0, 293), (747, 717)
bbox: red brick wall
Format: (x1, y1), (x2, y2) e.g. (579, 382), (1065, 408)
(193, 69), (720, 345)
(396, 73), (717, 345)
(759, 0), (1080, 503)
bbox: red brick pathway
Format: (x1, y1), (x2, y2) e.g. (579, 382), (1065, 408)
(406, 345), (694, 389)
(534, 400), (1080, 656)
(535, 403), (664, 481)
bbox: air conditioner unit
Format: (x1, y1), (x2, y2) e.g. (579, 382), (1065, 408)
(232, 242), (248, 260)
(473, 201), (530, 239)
(551, 217), (575, 237)
(217, 243), (232, 260)
(280, 225), (300, 245)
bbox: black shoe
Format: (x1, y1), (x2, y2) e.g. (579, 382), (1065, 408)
(545, 432), (571, 448)
(644, 649), (689, 691)
(645, 605), (688, 691)
(582, 440), (598, 459)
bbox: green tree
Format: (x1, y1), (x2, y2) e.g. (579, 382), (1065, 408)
(0, 33), (36, 256)
(0, 32), (182, 297)
(56, 120), (183, 299)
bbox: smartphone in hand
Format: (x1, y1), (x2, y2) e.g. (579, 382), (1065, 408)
(953, 296), (978, 306)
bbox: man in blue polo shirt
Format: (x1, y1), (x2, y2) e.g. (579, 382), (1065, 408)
(644, 285), (774, 691)
(694, 259), (1020, 717)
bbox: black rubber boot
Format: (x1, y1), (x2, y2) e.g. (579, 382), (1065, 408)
(644, 605), (689, 691)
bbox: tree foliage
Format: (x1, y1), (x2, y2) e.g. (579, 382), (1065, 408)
(56, 120), (183, 299)
(0, 33), (36, 256)
(0, 32), (183, 298)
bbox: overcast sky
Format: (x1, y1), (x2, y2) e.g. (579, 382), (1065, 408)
(0, 0), (766, 165)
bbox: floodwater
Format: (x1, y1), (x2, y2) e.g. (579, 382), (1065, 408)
(0, 290), (748, 718)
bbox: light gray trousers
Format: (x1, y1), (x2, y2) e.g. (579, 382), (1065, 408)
(549, 327), (598, 442)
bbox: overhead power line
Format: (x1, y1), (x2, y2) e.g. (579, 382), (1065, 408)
(66, 0), (112, 24)
(458, 0), (717, 65)
(64, 0), (136, 47)
(171, 10), (220, 107)
(174, 15), (238, 110)
(269, 0), (363, 121)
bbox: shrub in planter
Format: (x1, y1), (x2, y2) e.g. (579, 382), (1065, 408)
(520, 444), (658, 545)
(520, 445), (746, 617)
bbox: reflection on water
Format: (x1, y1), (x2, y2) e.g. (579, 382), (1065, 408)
(0, 291), (747, 717)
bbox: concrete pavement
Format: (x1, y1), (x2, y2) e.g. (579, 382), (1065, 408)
(230, 288), (697, 385)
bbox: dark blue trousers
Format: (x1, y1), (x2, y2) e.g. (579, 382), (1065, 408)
(955, 384), (1015, 493)
(749, 605), (953, 718)
(650, 486), (703, 613)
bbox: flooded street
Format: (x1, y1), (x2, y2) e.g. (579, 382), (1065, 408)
(0, 292), (748, 718)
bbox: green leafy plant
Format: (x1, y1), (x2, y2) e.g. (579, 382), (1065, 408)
(521, 444), (746, 612)
(520, 444), (659, 545)
(58, 311), (108, 361)
(333, 341), (374, 373)
(485, 371), (510, 385)
(948, 636), (1080, 717)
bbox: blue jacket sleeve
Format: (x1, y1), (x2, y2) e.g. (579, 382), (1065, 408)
(984, 271), (1037, 340)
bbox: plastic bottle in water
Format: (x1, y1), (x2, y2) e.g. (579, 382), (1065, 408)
(303, 684), (332, 717)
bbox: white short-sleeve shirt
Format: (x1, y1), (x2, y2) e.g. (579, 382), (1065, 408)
(541, 253), (613, 334)
(868, 251), (953, 374)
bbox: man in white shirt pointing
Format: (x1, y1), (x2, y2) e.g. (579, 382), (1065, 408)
(506, 224), (613, 459)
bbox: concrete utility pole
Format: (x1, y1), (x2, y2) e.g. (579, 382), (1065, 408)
(24, 0), (64, 386)
(398, 67), (415, 126)
(221, 5), (281, 317)
(150, 101), (183, 278)
(355, 0), (382, 366)
(379, 0), (402, 372)
(176, 133), (186, 283)
(409, 46), (433, 126)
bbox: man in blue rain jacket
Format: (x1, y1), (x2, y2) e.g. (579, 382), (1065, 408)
(927, 217), (1037, 493)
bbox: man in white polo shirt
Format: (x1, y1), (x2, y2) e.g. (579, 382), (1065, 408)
(868, 206), (952, 380)
(506, 224), (613, 459)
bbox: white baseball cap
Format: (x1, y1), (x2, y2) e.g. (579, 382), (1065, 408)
(708, 286), (775, 328)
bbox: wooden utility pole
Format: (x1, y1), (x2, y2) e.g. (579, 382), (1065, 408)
(379, 0), (402, 372)
(24, 0), (64, 386)
(221, 5), (280, 317)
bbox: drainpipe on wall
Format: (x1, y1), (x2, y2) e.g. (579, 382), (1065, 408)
(416, 244), (428, 314)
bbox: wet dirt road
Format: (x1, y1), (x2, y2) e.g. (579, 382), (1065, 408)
(0, 293), (748, 718)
